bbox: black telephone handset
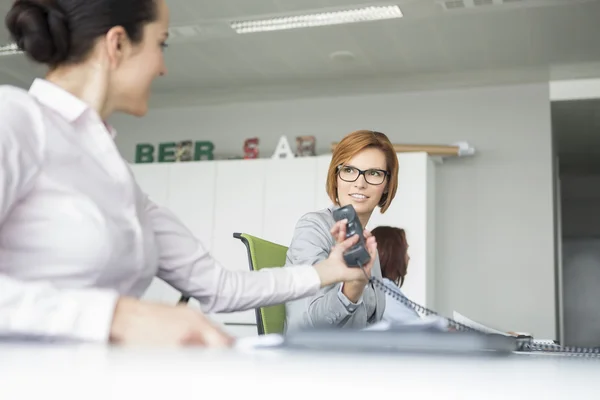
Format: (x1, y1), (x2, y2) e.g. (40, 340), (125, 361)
(332, 205), (371, 268)
(333, 204), (600, 357)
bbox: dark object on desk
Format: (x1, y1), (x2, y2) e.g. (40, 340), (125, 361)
(178, 295), (190, 304)
(283, 329), (517, 357)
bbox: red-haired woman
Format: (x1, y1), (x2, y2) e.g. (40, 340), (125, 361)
(284, 130), (399, 332)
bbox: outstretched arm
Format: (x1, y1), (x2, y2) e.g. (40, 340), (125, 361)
(145, 198), (372, 314)
(147, 200), (314, 313)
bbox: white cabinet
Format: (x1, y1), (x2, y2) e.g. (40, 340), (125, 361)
(212, 159), (267, 274)
(167, 162), (217, 250)
(130, 152), (436, 331)
(263, 157), (318, 246)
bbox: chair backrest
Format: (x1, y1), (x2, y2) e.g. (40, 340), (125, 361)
(233, 232), (288, 335)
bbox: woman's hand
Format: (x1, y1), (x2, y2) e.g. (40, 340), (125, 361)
(109, 297), (234, 347)
(312, 219), (378, 291)
(332, 219), (377, 283)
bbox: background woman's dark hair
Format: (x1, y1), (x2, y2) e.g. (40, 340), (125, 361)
(371, 226), (409, 287)
(5, 0), (158, 67)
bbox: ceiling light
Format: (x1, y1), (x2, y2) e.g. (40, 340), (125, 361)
(230, 5), (403, 34)
(0, 43), (22, 57)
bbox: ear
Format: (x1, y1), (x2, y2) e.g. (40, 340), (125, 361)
(104, 26), (130, 68)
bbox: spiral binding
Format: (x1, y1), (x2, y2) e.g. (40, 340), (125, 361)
(367, 274), (478, 333)
(518, 340), (600, 357)
(361, 266), (600, 357)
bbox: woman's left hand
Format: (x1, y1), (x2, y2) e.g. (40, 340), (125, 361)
(313, 219), (378, 288)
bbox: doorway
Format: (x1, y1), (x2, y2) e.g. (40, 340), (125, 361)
(554, 97), (600, 347)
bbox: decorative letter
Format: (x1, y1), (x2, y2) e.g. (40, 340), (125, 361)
(272, 135), (294, 159)
(243, 138), (259, 159)
(175, 140), (193, 162)
(296, 136), (316, 157)
(158, 142), (176, 162)
(194, 141), (214, 161)
(135, 144), (155, 163)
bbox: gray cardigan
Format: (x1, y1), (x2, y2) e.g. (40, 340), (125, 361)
(283, 204), (385, 333)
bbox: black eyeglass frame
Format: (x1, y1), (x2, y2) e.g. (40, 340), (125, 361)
(336, 164), (390, 186)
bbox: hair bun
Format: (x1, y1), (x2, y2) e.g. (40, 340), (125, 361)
(5, 0), (70, 65)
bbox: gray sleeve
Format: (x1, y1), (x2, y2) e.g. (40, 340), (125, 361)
(284, 213), (371, 332)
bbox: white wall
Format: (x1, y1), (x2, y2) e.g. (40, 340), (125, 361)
(113, 82), (556, 338)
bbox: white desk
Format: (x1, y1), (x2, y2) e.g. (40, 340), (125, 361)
(0, 344), (598, 399)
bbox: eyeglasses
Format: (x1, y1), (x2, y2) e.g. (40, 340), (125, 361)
(337, 165), (389, 185)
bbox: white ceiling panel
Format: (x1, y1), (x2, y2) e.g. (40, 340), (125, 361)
(0, 0), (598, 99)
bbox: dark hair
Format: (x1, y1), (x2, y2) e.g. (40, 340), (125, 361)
(5, 0), (158, 67)
(371, 226), (409, 287)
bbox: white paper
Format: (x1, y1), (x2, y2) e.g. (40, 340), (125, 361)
(452, 311), (512, 336)
(234, 334), (284, 351)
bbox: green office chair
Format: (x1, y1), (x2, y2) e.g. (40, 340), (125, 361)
(233, 232), (288, 335)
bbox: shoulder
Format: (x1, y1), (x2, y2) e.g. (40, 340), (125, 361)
(295, 207), (335, 231)
(288, 207), (337, 248)
(382, 278), (397, 289)
(0, 85), (46, 145)
(0, 84), (37, 107)
(287, 207), (336, 262)
(0, 85), (46, 132)
(0, 85), (42, 129)
(382, 278), (406, 298)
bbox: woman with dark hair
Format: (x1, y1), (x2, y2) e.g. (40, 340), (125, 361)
(370, 226), (420, 323)
(0, 0), (376, 346)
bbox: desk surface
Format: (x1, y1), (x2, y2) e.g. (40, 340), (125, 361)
(0, 343), (599, 399)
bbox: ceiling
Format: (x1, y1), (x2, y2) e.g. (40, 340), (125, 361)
(1, 0), (600, 103)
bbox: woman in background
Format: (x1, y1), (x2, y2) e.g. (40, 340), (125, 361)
(284, 130), (398, 332)
(0, 0), (377, 347)
(371, 226), (420, 323)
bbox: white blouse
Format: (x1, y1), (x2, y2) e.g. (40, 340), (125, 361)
(0, 79), (320, 343)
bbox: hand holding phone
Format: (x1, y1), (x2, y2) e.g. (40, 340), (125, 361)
(312, 219), (377, 289)
(332, 205), (371, 268)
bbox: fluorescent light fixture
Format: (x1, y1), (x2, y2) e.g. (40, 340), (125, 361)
(230, 5), (403, 34)
(0, 43), (22, 56)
